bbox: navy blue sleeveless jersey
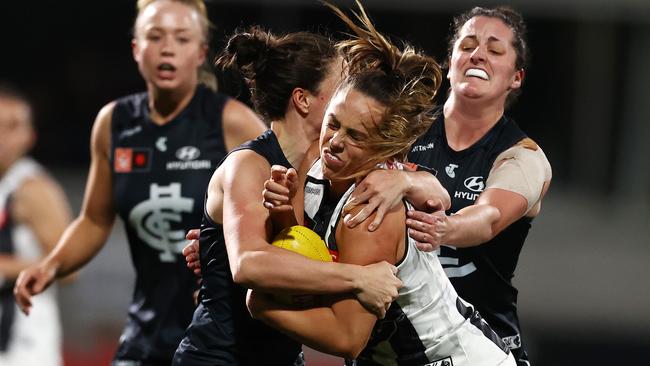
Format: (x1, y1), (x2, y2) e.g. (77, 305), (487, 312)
(408, 112), (532, 364)
(110, 85), (229, 363)
(173, 129), (303, 366)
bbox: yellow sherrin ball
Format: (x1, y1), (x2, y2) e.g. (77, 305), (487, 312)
(272, 226), (332, 262)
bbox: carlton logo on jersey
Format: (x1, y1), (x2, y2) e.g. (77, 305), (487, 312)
(453, 176), (485, 202)
(445, 164), (459, 178)
(166, 145), (211, 171)
(128, 183), (194, 262)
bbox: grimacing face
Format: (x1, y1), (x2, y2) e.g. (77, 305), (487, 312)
(319, 86), (385, 181)
(132, 0), (207, 91)
(447, 16), (523, 105)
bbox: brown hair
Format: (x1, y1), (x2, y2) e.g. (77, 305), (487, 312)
(447, 6), (529, 106)
(134, 0), (216, 90)
(215, 27), (338, 122)
(324, 0), (442, 176)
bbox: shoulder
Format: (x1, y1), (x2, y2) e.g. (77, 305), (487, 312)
(12, 172), (67, 223)
(222, 98), (266, 128)
(337, 200), (405, 265)
(493, 138), (552, 180)
(89, 101), (117, 156)
(221, 148), (272, 182)
(94, 101), (117, 130)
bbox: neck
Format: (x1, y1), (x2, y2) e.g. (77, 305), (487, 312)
(442, 94), (506, 151)
(0, 158), (21, 179)
(270, 118), (313, 170)
(328, 178), (355, 200)
(147, 83), (196, 125)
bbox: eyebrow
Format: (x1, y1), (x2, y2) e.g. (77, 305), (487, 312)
(329, 113), (368, 138)
(145, 26), (191, 34)
(462, 35), (504, 44)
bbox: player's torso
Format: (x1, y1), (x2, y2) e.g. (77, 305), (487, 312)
(303, 160), (511, 365)
(197, 130), (303, 364)
(109, 87), (229, 361)
(111, 87), (228, 265)
(408, 113), (531, 357)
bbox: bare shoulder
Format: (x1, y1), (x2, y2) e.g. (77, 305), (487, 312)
(222, 99), (267, 150)
(337, 200), (405, 265)
(12, 173), (71, 224)
(91, 101), (117, 156)
(219, 149), (272, 188)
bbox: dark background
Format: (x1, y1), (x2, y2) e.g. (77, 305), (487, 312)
(1, 1), (648, 365)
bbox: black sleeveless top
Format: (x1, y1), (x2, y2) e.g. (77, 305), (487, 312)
(408, 111), (532, 355)
(110, 85), (229, 362)
(198, 129), (303, 365)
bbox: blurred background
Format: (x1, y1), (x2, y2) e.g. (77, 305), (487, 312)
(1, 0), (648, 364)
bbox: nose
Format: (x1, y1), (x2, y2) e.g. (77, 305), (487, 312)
(161, 35), (175, 56)
(329, 131), (345, 151)
(469, 45), (486, 64)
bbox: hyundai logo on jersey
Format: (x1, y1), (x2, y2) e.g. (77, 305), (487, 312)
(175, 146), (201, 161)
(463, 176), (485, 192)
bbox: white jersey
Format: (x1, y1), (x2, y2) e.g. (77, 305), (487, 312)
(0, 158), (62, 366)
(304, 159), (515, 366)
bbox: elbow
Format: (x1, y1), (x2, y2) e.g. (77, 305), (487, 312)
(333, 331), (368, 359)
(231, 255), (254, 287)
(336, 340), (365, 360)
(483, 205), (502, 241)
(341, 346), (363, 360)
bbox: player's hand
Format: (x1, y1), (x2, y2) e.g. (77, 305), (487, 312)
(343, 170), (409, 231)
(406, 206), (449, 252)
(183, 229), (201, 276)
(355, 261), (402, 319)
(14, 262), (57, 315)
(262, 165), (298, 213)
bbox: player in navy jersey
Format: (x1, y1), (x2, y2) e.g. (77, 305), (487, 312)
(13, 1), (267, 365)
(249, 3), (515, 365)
(337, 7), (552, 366)
(173, 26), (404, 366)
(0, 86), (73, 366)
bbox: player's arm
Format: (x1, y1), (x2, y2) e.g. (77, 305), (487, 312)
(0, 173), (73, 282)
(247, 205), (404, 358)
(407, 141), (552, 248)
(343, 168), (450, 231)
(221, 98), (267, 151)
(216, 152), (400, 299)
(262, 142), (320, 230)
(14, 103), (117, 314)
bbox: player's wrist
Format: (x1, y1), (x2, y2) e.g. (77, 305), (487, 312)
(41, 256), (63, 278)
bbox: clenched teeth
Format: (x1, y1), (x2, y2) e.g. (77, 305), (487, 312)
(465, 68), (488, 80)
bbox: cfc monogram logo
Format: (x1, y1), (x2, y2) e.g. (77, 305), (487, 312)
(129, 183), (194, 262)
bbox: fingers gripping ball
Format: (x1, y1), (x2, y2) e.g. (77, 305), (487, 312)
(271, 226), (333, 262)
(271, 226), (332, 306)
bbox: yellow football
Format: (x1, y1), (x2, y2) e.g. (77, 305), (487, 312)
(272, 225), (332, 262)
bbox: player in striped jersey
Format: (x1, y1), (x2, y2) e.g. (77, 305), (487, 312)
(249, 2), (515, 365)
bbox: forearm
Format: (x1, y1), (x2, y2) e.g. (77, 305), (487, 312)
(0, 255), (34, 281)
(443, 204), (500, 247)
(235, 247), (363, 295)
(248, 290), (370, 359)
(43, 215), (113, 277)
(405, 171), (450, 211)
